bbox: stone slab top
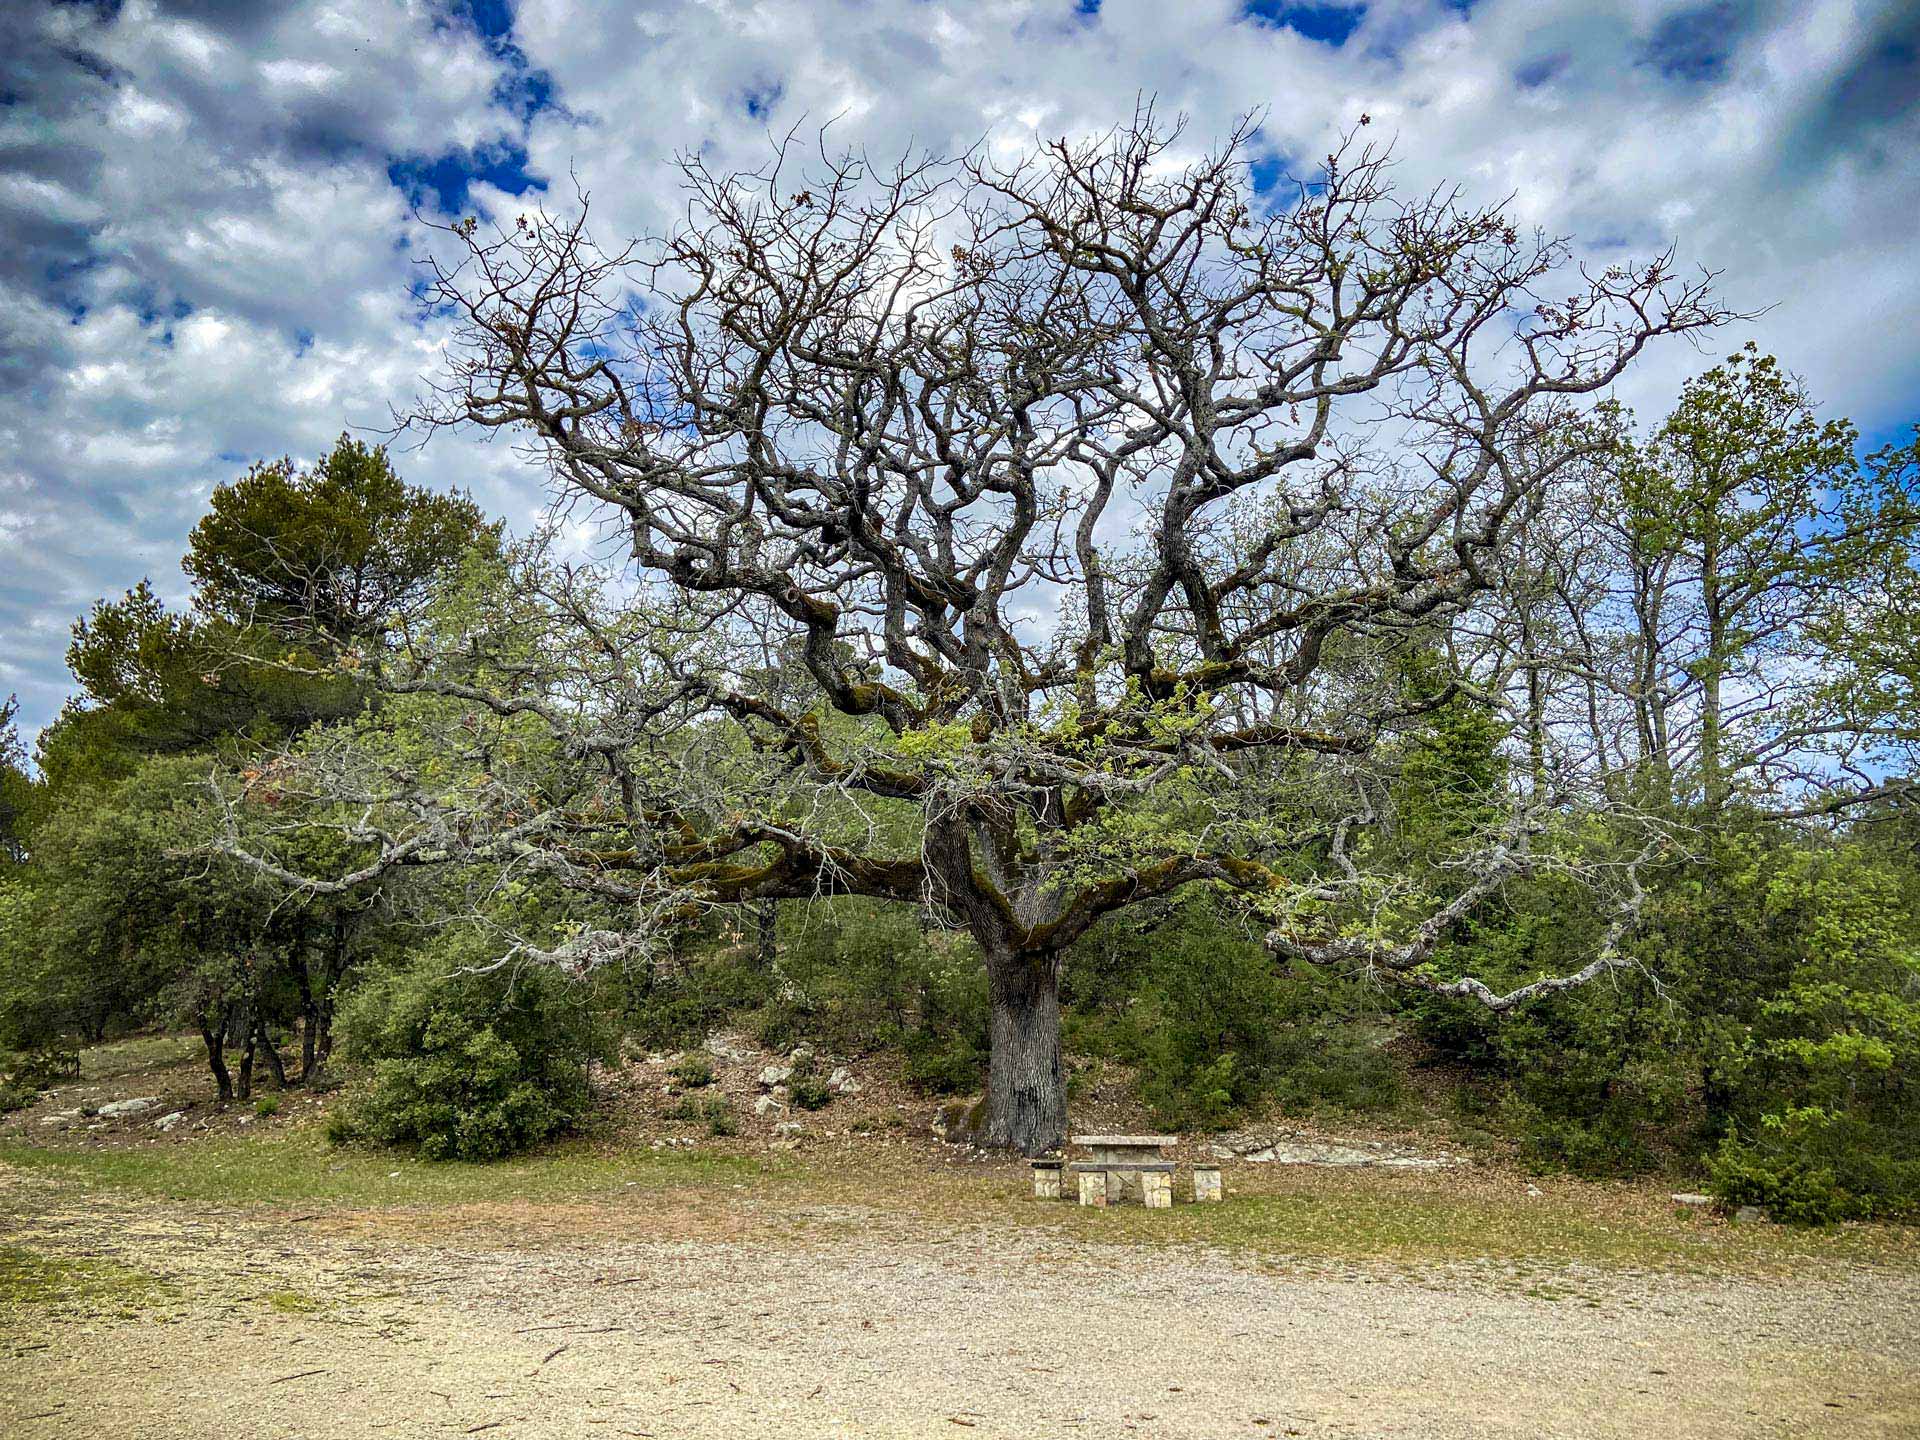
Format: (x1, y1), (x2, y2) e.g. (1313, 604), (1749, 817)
(1071, 1134), (1178, 1147)
(1067, 1161), (1176, 1173)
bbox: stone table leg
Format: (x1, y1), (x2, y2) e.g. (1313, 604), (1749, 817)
(1078, 1171), (1108, 1207)
(1143, 1172), (1172, 1209)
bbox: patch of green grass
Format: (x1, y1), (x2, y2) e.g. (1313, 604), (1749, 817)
(5, 1126), (1913, 1279)
(975, 1179), (1920, 1275)
(0, 1130), (779, 1210)
(0, 1245), (168, 1312)
(264, 1289), (321, 1314)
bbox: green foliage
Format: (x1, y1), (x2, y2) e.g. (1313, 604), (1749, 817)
(668, 1093), (739, 1136)
(669, 1055), (715, 1088)
(1067, 893), (1403, 1131)
(1710, 1108), (1920, 1226)
(789, 1076), (833, 1111)
(0, 757), (247, 1054)
(0, 695), (33, 868)
(1140, 1052), (1241, 1132)
(1696, 842), (1920, 1222)
(901, 1025), (988, 1096)
(184, 435), (492, 641)
(331, 939), (612, 1161)
(0, 1043), (79, 1111)
(5, 1045), (81, 1088)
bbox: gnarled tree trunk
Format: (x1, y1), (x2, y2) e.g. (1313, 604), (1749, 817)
(982, 948), (1066, 1156)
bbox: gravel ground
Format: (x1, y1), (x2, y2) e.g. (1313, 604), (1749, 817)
(3, 1168), (1917, 1439)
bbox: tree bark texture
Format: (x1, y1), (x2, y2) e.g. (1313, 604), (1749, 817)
(983, 950), (1066, 1156)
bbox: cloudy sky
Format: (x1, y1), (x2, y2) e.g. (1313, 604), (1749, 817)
(2, 0), (1916, 746)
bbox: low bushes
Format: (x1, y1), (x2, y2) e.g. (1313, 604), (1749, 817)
(328, 940), (612, 1161)
(1711, 1108), (1920, 1225)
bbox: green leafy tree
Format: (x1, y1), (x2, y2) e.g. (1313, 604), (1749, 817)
(1617, 347), (1919, 810)
(18, 437), (493, 1099)
(0, 696), (33, 868)
(1707, 841), (1920, 1222)
(0, 757), (293, 1094)
(184, 435), (491, 643)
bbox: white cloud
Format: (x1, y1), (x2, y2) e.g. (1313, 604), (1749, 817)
(0, 0), (1915, 750)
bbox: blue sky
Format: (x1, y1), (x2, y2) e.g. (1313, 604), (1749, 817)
(2, 0), (1917, 746)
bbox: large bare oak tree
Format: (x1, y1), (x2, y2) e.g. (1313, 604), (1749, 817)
(226, 115), (1730, 1153)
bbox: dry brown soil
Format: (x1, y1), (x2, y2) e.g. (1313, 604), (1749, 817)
(4, 1036), (1918, 1438)
(4, 1159), (1919, 1440)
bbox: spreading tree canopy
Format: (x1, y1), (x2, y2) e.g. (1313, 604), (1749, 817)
(220, 115), (1750, 1153)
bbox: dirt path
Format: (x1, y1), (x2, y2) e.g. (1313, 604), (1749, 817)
(3, 1167), (1917, 1439)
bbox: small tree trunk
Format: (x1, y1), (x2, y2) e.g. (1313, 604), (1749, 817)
(233, 1003), (256, 1102)
(755, 899), (778, 969)
(303, 910), (347, 1086)
(200, 1013), (233, 1102)
(983, 949), (1066, 1156)
(1699, 529), (1727, 812)
(255, 1014), (289, 1090)
(296, 956), (318, 1082)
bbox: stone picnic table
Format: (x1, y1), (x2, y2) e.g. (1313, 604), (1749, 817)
(1067, 1133), (1178, 1208)
(1030, 1137), (1225, 1207)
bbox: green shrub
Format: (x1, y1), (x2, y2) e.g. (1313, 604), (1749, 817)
(669, 1055), (715, 1088)
(0, 1045), (80, 1115)
(790, 1076), (833, 1110)
(1710, 1107), (1920, 1225)
(668, 1093), (738, 1136)
(1067, 893), (1403, 1130)
(253, 1095), (280, 1118)
(1140, 1052), (1240, 1132)
(901, 1027), (986, 1095)
(5, 1045), (80, 1089)
(331, 941), (612, 1161)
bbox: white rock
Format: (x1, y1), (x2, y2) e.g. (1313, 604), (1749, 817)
(1525, 1184), (1543, 1197)
(774, 1120), (805, 1138)
(152, 1111), (187, 1132)
(753, 1093), (785, 1116)
(705, 1032), (754, 1063)
(828, 1066), (862, 1094)
(98, 1096), (161, 1118)
(1212, 1130), (1457, 1169)
(789, 1045), (815, 1064)
(757, 1063), (794, 1088)
(1671, 1192), (1713, 1207)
